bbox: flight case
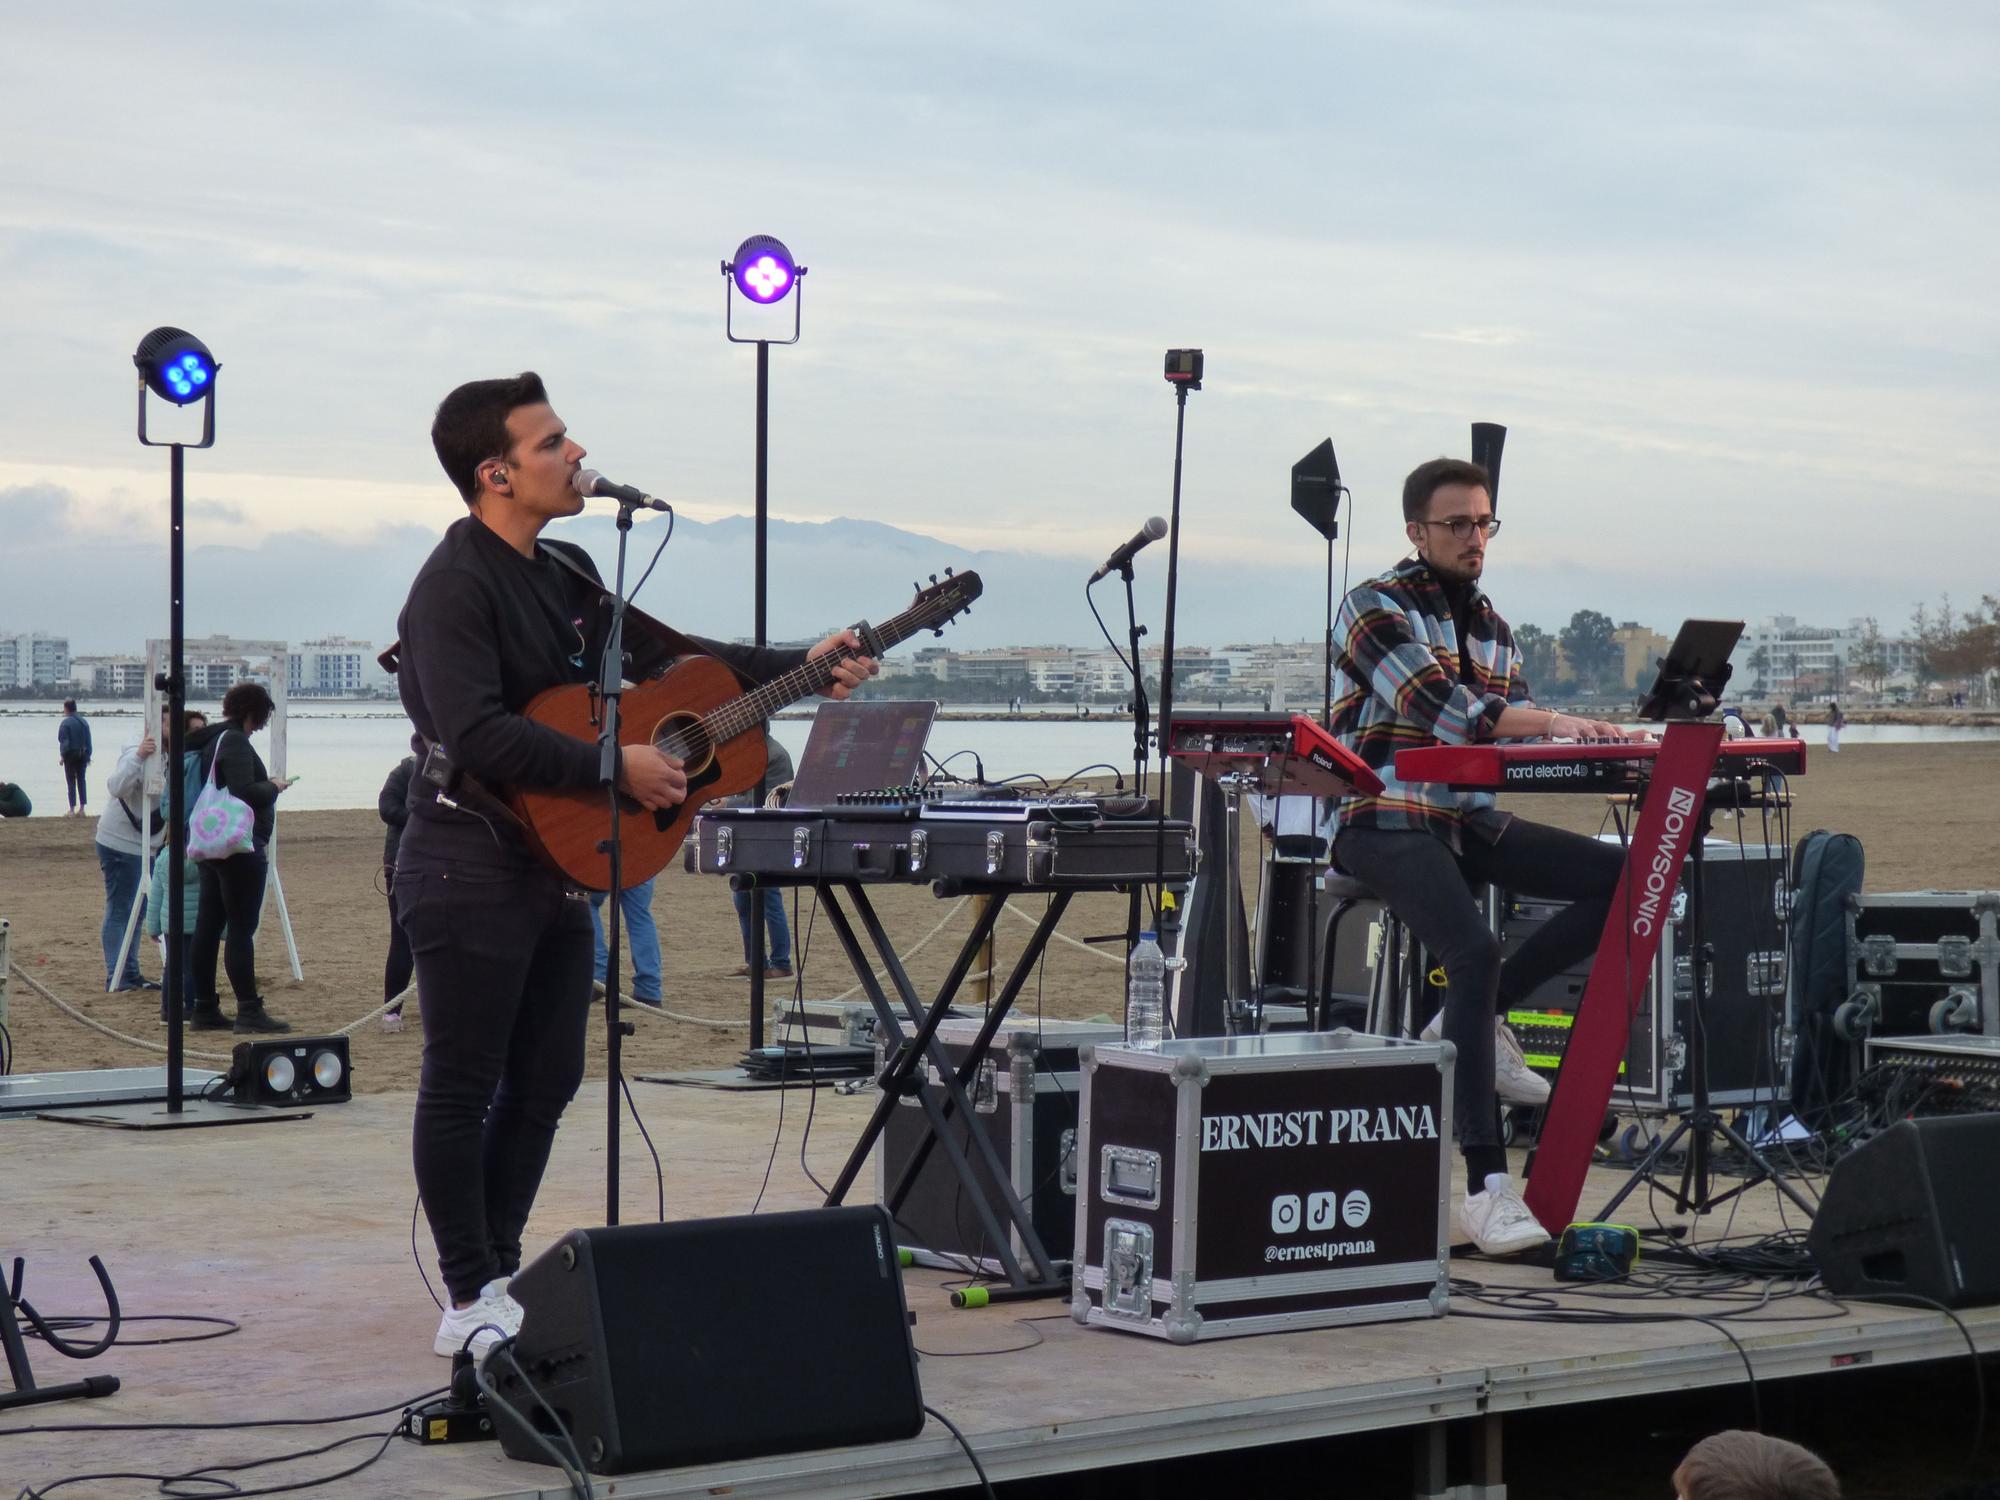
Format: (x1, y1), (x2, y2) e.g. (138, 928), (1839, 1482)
(1847, 891), (2000, 1040)
(1072, 1032), (1452, 1343)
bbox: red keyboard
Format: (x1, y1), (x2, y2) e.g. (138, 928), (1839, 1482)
(1165, 712), (1385, 799)
(1395, 736), (1806, 791)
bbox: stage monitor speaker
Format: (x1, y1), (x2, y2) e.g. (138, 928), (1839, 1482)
(1808, 1115), (2000, 1309)
(489, 1205), (924, 1474)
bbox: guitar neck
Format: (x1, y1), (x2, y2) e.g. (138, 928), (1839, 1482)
(697, 607), (933, 747)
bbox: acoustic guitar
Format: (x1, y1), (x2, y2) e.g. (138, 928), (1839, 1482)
(506, 570), (982, 890)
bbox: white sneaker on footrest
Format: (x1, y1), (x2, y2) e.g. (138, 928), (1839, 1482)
(1420, 1011), (1552, 1107)
(1494, 1021), (1551, 1106)
(1458, 1173), (1552, 1256)
(433, 1276), (523, 1358)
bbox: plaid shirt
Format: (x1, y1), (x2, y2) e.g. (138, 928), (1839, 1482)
(1329, 557), (1535, 848)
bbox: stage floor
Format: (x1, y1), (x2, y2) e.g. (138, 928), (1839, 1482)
(3, 1081), (1992, 1499)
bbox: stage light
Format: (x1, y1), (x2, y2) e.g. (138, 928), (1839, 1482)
(133, 327), (218, 407)
(729, 234), (797, 304)
(219, 1037), (351, 1106)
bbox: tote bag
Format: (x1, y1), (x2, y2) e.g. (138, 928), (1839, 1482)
(187, 733), (258, 862)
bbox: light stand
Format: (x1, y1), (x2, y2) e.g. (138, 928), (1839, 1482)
(1288, 438), (1345, 728)
(1288, 439), (1346, 1029)
(724, 234), (806, 1053)
(135, 327), (216, 1118)
(1151, 350), (1201, 918)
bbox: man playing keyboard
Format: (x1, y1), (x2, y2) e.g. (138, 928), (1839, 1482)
(1329, 457), (1645, 1256)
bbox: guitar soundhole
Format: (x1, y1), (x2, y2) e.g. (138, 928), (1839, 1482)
(652, 713), (713, 775)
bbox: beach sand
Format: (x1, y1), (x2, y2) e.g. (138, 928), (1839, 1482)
(2, 741), (1995, 1092)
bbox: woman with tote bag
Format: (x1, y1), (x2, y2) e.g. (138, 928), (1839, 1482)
(185, 682), (296, 1034)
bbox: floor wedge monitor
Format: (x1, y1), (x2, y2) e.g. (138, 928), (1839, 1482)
(1808, 1114), (2000, 1309)
(490, 1205), (924, 1474)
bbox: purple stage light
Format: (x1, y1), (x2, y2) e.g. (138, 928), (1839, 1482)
(730, 234), (797, 304)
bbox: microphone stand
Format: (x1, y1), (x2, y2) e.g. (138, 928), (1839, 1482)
(594, 495), (645, 1227)
(1118, 564), (1150, 991)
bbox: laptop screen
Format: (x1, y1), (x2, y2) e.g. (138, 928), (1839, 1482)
(784, 700), (939, 810)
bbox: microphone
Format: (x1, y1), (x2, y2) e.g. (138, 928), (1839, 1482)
(572, 468), (671, 512)
(1089, 516), (1169, 583)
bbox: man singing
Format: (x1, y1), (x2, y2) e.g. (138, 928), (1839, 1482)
(1329, 457), (1639, 1256)
(395, 372), (877, 1357)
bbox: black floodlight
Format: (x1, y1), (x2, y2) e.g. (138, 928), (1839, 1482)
(722, 233), (807, 344)
(134, 326), (219, 448)
(1471, 421), (1506, 508)
(220, 1037), (352, 1106)
(1290, 438), (1343, 541)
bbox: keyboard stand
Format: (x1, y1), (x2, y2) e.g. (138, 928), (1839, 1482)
(819, 881), (1074, 1296)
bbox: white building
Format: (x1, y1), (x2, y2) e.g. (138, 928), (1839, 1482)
(0, 632), (71, 689)
(289, 635), (381, 697)
(70, 655), (148, 696)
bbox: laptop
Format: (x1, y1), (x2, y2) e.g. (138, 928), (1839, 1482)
(783, 700), (939, 810)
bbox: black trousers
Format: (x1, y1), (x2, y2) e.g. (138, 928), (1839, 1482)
(192, 848), (268, 1009)
(62, 754), (88, 810)
(396, 853), (595, 1305)
(1333, 819), (1624, 1174)
(383, 868), (414, 1008)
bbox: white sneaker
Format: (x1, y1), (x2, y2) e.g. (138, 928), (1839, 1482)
(1494, 1021), (1551, 1107)
(1421, 1011), (1551, 1107)
(1458, 1173), (1552, 1257)
(380, 1010), (405, 1033)
(433, 1276), (522, 1358)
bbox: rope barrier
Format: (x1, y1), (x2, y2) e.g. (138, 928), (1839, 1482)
(999, 900), (1126, 964)
(7, 961), (235, 1063)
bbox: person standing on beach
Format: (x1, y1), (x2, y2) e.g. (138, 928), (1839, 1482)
(57, 699), (92, 816)
(185, 682), (296, 1035)
(93, 706), (175, 992)
(1826, 699), (1845, 753)
(728, 733), (793, 979)
(588, 877), (662, 1008)
(390, 372), (878, 1361)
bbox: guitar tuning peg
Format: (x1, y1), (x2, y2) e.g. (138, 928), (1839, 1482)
(944, 566), (954, 576)
(912, 581), (921, 594)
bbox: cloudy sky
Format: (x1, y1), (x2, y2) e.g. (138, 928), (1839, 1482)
(2, 1), (1994, 655)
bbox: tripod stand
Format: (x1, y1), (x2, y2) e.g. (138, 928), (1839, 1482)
(1596, 785), (1816, 1220)
(1, 1255), (121, 1414)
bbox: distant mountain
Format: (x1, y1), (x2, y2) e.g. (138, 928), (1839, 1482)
(9, 503), (1313, 657)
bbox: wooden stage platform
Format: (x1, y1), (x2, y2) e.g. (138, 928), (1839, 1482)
(3, 1082), (1993, 1498)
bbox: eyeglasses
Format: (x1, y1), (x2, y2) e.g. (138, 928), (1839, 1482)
(1418, 516), (1502, 542)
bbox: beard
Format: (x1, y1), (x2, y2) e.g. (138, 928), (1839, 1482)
(1427, 549), (1485, 585)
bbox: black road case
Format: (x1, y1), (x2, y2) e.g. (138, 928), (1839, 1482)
(1072, 1032), (1452, 1343)
(1848, 891), (2000, 1039)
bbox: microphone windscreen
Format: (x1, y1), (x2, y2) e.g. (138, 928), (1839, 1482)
(572, 468), (605, 498)
(1142, 515), (1168, 541)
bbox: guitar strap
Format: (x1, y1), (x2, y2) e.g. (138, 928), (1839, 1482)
(379, 541), (744, 838)
(533, 541), (753, 688)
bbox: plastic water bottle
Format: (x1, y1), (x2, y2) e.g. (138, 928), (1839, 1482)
(1127, 932), (1167, 1049)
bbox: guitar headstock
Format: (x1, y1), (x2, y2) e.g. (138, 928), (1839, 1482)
(907, 567), (983, 637)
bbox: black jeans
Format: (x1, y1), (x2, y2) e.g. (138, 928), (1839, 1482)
(397, 853), (596, 1305)
(192, 848), (268, 1009)
(383, 868), (413, 1009)
(62, 754), (88, 810)
(1333, 819), (1624, 1173)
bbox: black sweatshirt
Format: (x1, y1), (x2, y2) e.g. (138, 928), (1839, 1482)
(186, 720), (281, 848)
(394, 516), (807, 867)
